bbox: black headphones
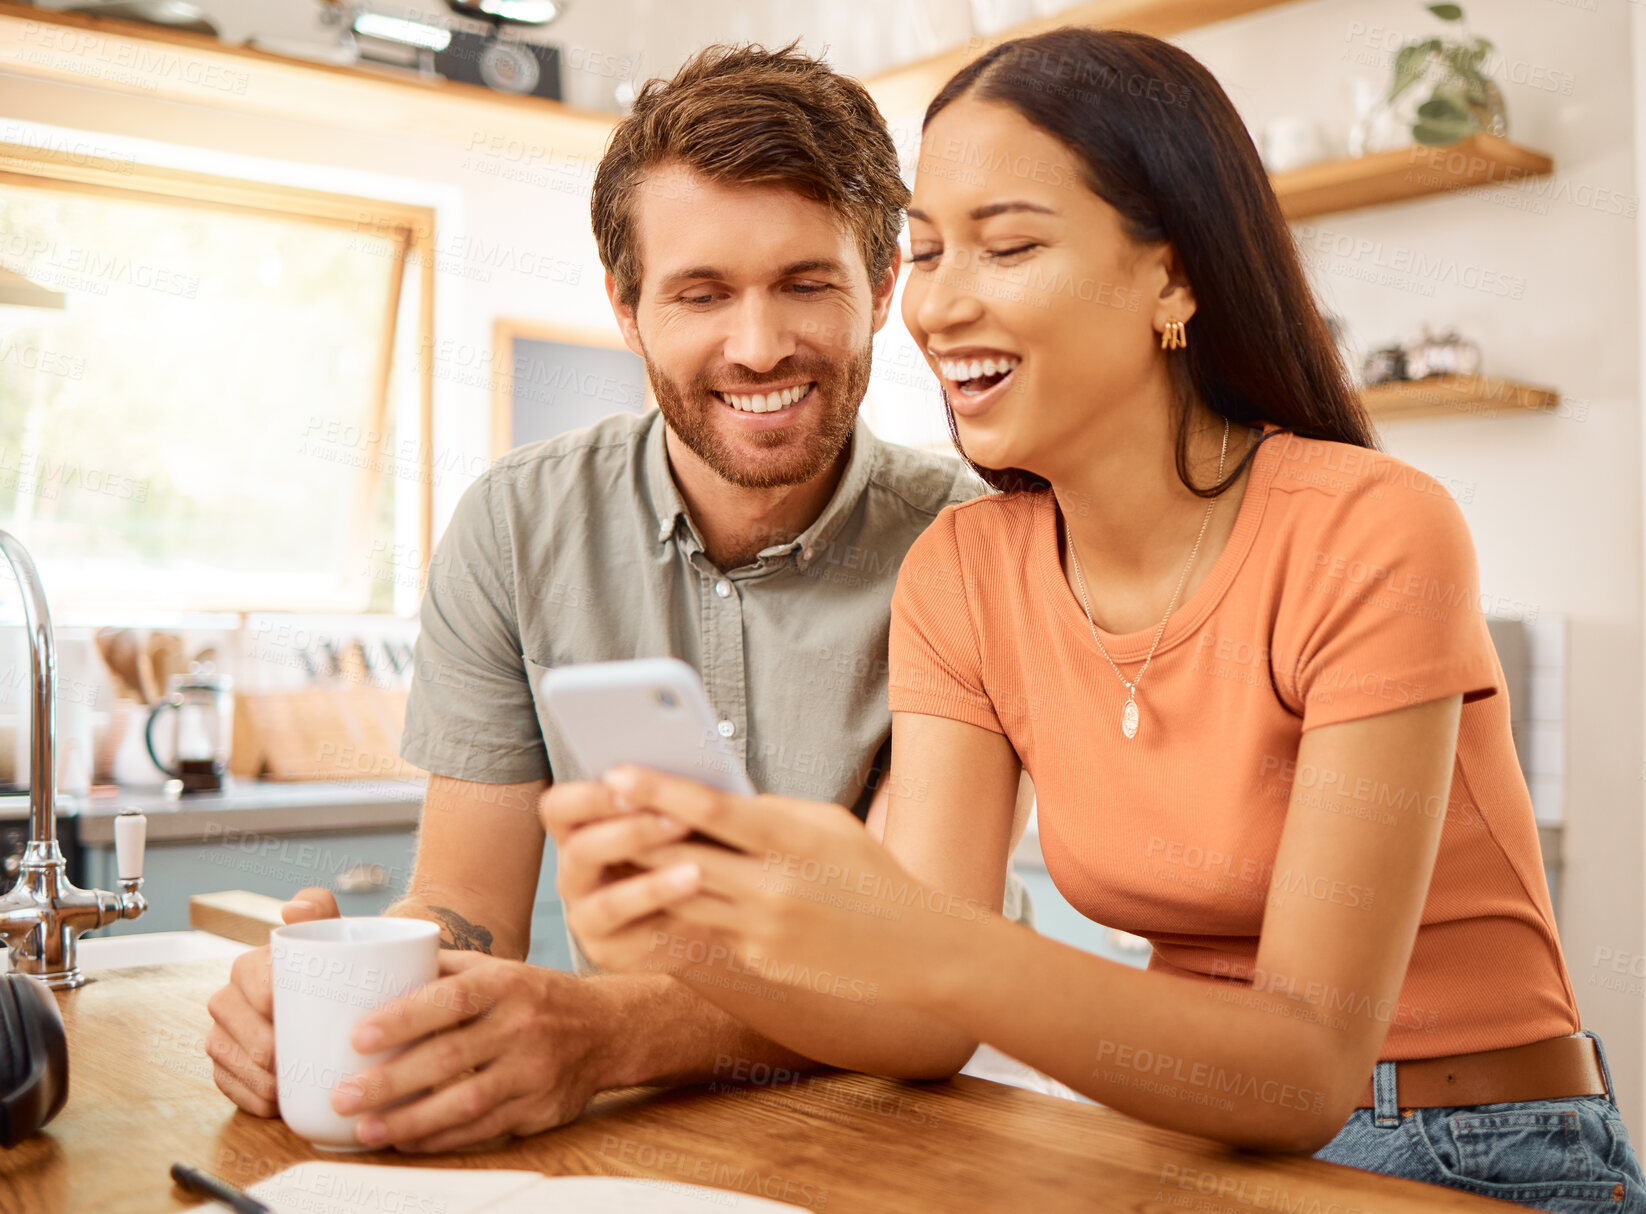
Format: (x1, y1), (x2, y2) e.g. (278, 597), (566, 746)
(0, 971), (68, 1147)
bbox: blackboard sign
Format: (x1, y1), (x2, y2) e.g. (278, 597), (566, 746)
(493, 323), (650, 454)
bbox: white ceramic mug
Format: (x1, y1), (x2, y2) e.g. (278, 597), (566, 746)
(269, 917), (440, 1150)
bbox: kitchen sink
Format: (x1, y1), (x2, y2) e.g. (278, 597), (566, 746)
(3, 930), (251, 973)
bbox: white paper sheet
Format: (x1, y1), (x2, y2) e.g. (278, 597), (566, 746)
(193, 1160), (804, 1213)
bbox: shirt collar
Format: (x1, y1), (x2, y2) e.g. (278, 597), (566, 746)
(643, 409), (882, 571)
(644, 409), (691, 546)
(788, 415), (877, 570)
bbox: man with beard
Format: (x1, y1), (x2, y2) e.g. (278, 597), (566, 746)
(203, 41), (1031, 1151)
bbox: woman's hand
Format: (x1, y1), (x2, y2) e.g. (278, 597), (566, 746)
(564, 766), (992, 1008)
(539, 776), (714, 976)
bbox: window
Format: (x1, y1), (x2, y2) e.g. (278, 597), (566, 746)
(0, 141), (434, 615)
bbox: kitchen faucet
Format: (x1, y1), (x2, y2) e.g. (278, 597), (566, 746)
(0, 530), (146, 988)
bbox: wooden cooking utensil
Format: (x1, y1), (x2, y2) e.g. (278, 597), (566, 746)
(96, 628), (156, 704)
(148, 631), (186, 691)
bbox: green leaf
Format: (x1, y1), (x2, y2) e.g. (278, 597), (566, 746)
(1428, 3), (1464, 20)
(1418, 95), (1471, 122)
(1412, 100), (1476, 143)
(1387, 41), (1438, 103)
(1443, 46), (1488, 98)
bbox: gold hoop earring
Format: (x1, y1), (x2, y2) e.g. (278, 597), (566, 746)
(1158, 319), (1187, 350)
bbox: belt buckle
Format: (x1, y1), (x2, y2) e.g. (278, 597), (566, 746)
(1577, 1030), (1613, 1104)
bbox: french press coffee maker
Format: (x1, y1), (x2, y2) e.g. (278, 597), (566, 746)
(145, 669), (233, 794)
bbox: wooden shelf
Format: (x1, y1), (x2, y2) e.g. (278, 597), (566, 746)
(865, 0), (1301, 116)
(1361, 375), (1559, 422)
(0, 2), (615, 165)
(1274, 135), (1554, 220)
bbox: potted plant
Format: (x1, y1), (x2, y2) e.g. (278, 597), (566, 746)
(1351, 3), (1506, 154)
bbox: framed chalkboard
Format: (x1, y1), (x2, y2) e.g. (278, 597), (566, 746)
(491, 319), (652, 456)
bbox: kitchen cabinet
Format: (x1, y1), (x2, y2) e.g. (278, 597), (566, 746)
(74, 780), (424, 939)
(81, 826), (419, 936)
(529, 844), (573, 970)
(68, 780), (580, 968)
(1013, 864), (1149, 970)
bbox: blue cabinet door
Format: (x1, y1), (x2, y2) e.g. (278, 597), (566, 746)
(81, 828), (420, 937)
(1014, 866), (1150, 969)
(528, 843), (573, 971)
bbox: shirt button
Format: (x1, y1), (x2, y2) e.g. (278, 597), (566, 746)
(714, 580), (731, 598)
(717, 720), (735, 738)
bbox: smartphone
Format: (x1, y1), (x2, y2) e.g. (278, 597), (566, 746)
(539, 658), (756, 823)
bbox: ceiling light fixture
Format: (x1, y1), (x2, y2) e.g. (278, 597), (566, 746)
(445, 0), (564, 24)
(351, 12), (453, 51)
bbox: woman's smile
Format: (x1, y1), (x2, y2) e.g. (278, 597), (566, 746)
(931, 347), (1022, 415)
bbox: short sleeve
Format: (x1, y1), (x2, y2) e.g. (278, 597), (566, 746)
(1283, 471), (1500, 731)
(887, 505), (1004, 734)
(399, 470), (552, 783)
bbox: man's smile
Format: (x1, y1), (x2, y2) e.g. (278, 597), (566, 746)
(711, 382), (817, 415)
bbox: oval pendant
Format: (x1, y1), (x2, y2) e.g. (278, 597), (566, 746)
(1121, 697), (1139, 739)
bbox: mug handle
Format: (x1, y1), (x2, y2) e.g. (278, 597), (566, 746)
(144, 700), (182, 778)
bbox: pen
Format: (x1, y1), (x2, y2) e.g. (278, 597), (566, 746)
(169, 1162), (274, 1214)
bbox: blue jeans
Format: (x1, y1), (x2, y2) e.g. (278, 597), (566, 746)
(1313, 1032), (1646, 1212)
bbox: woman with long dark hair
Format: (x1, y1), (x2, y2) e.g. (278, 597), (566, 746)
(549, 28), (1646, 1207)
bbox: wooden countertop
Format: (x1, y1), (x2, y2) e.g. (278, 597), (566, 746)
(0, 958), (1521, 1214)
(70, 780), (427, 846)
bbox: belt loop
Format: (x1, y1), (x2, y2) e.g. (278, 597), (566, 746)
(1581, 1030), (1618, 1108)
(1372, 1060), (1402, 1128)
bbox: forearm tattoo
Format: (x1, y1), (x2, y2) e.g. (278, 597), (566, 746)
(426, 905), (495, 954)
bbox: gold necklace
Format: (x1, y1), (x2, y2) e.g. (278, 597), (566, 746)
(1067, 416), (1229, 740)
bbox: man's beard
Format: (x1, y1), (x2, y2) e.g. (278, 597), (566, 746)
(644, 344), (871, 490)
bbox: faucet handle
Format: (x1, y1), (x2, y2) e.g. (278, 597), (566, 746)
(114, 811), (146, 882)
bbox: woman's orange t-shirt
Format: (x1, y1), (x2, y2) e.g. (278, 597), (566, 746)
(887, 425), (1578, 1060)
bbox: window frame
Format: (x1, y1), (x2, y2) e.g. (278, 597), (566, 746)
(0, 137), (438, 604)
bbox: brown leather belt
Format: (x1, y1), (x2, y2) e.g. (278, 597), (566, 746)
(1357, 1034), (1607, 1110)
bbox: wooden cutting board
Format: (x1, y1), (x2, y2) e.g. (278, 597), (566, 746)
(230, 686), (419, 781)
